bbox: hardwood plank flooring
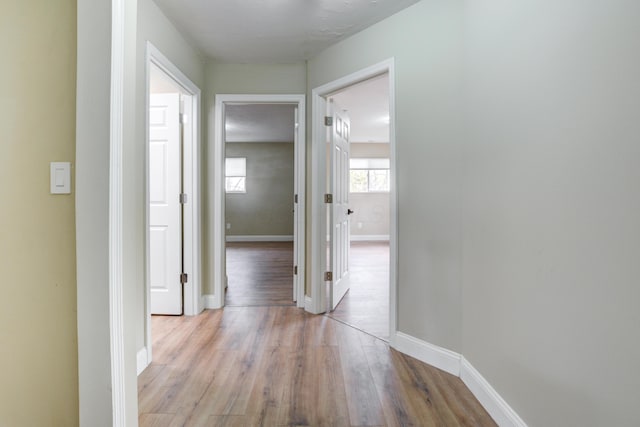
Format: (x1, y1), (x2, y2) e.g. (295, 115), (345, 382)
(225, 242), (295, 307)
(139, 307), (496, 427)
(328, 241), (390, 340)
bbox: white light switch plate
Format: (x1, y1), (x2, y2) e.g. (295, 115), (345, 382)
(50, 162), (71, 194)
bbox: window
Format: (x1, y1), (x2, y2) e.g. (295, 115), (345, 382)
(225, 157), (246, 193)
(349, 158), (390, 193)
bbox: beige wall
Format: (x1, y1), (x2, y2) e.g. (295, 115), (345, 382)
(226, 143), (295, 237)
(203, 62), (306, 295)
(350, 143), (390, 237)
(309, 0), (640, 425)
(0, 1), (79, 425)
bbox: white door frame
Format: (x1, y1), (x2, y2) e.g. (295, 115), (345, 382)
(309, 59), (398, 343)
(212, 94), (306, 309)
(143, 42), (203, 365)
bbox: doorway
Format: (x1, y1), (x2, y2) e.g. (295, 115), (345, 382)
(326, 74), (392, 340)
(213, 95), (306, 310)
(224, 104), (297, 306)
(310, 59), (397, 343)
(143, 43), (202, 368)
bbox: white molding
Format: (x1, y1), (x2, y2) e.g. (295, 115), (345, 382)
(109, 0), (126, 425)
(390, 332), (527, 427)
(203, 294), (221, 309)
(136, 347), (149, 376)
(392, 332), (461, 377)
(350, 235), (390, 242)
(226, 235), (294, 242)
(461, 357), (528, 427)
(214, 94), (306, 313)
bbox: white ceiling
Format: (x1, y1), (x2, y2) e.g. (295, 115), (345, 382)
(331, 73), (389, 143)
(152, 0), (420, 63)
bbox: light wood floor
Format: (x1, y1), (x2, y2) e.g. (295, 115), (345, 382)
(328, 241), (390, 341)
(225, 242), (295, 307)
(139, 307), (497, 426)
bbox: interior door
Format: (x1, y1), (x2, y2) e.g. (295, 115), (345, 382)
(149, 93), (183, 315)
(329, 100), (351, 310)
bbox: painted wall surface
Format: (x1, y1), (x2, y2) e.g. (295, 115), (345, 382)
(310, 0), (640, 425)
(225, 143), (294, 237)
(461, 2), (640, 426)
(350, 143), (390, 237)
(0, 2), (79, 425)
(134, 0), (205, 353)
(203, 62), (306, 294)
(308, 0), (465, 351)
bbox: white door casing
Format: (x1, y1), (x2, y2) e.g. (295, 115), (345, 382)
(329, 100), (351, 310)
(149, 93), (183, 315)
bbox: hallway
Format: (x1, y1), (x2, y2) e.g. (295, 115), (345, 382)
(139, 307), (496, 426)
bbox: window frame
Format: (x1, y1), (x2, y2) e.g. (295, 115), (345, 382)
(225, 157), (247, 193)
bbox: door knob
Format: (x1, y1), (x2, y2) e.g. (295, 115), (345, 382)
(347, 209), (354, 215)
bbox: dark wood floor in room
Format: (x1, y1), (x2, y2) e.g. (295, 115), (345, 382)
(139, 307), (497, 427)
(225, 242), (295, 307)
(328, 241), (390, 341)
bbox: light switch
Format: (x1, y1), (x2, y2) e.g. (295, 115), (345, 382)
(50, 162), (71, 194)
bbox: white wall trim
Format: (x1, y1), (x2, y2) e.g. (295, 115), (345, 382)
(226, 235), (294, 242)
(461, 357), (528, 427)
(109, 0), (126, 425)
(393, 332), (461, 376)
(214, 94), (306, 312)
(136, 347), (150, 376)
(203, 294), (220, 309)
(350, 235), (390, 242)
(390, 331), (527, 427)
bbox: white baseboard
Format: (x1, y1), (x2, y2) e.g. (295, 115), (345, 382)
(391, 331), (527, 427)
(226, 235), (293, 242)
(461, 357), (528, 427)
(350, 234), (390, 242)
(136, 347), (149, 376)
(393, 332), (461, 376)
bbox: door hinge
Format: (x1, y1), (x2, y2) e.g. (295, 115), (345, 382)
(180, 113), (188, 124)
(324, 193), (333, 204)
(180, 193), (188, 204)
(324, 271), (333, 281)
(294, 194), (298, 203)
(324, 116), (333, 126)
(294, 265), (298, 275)
(180, 273), (188, 284)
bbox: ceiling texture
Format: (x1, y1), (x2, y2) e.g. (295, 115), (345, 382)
(152, 0), (420, 63)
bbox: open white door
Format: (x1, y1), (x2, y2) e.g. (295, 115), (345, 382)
(149, 93), (183, 315)
(329, 100), (351, 310)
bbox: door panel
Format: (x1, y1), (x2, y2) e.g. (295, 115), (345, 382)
(330, 101), (351, 310)
(150, 93), (183, 315)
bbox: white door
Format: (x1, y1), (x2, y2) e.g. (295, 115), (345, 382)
(329, 100), (351, 310)
(149, 93), (183, 315)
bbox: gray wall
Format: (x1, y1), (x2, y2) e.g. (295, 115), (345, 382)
(203, 62), (307, 295)
(308, 0), (640, 425)
(350, 143), (390, 237)
(225, 143), (294, 237)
